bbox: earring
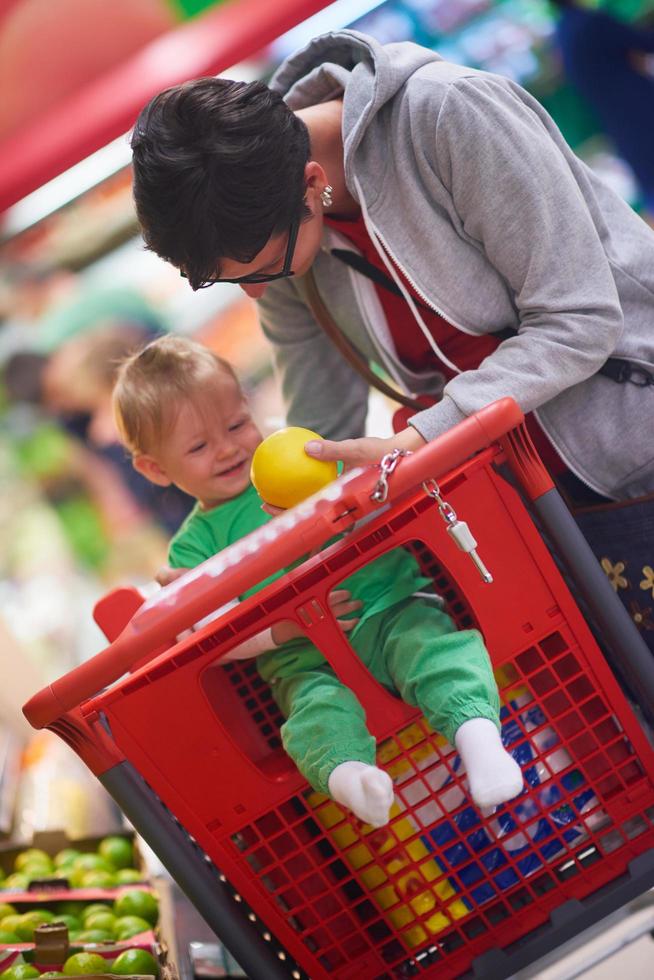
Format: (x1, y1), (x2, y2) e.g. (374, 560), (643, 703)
(320, 184), (334, 209)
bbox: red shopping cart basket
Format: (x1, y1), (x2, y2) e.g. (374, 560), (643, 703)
(24, 399), (654, 980)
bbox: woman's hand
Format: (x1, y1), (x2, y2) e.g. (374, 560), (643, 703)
(304, 426), (426, 470)
(271, 589), (363, 644)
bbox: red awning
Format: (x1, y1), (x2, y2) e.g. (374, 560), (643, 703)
(0, 0), (330, 214)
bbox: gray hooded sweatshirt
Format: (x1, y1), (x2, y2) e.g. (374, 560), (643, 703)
(258, 30), (654, 500)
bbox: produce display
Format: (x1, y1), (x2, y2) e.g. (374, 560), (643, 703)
(0, 887), (159, 944)
(0, 839), (144, 893)
(0, 944), (161, 980)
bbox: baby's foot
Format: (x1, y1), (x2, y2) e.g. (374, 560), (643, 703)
(454, 718), (523, 810)
(328, 761), (394, 827)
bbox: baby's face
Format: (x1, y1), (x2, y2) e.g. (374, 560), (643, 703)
(154, 377), (262, 509)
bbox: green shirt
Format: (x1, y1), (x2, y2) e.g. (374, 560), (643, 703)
(168, 483), (430, 679)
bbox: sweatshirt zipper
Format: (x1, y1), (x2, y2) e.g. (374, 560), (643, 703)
(323, 227), (418, 389)
(353, 175), (478, 375)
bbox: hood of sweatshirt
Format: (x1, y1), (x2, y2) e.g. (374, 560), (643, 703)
(270, 30), (440, 207)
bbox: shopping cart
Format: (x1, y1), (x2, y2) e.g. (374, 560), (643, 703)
(23, 398), (654, 980)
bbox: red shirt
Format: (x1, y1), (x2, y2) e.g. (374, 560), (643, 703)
(324, 213), (567, 476)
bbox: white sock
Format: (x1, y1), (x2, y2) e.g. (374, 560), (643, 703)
(328, 761), (394, 827)
(454, 718), (523, 810)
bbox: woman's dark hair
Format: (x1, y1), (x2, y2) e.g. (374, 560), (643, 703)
(131, 77), (311, 289)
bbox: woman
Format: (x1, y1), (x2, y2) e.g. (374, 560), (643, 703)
(130, 30), (654, 635)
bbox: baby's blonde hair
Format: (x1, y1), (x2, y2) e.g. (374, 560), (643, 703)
(113, 334), (239, 456)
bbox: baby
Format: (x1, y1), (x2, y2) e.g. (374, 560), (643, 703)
(113, 335), (523, 826)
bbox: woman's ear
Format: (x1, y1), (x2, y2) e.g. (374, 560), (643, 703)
(132, 453), (171, 487)
(304, 160), (328, 210)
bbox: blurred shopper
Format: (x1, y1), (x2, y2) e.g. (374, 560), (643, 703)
(4, 322), (193, 534)
(551, 0), (654, 222)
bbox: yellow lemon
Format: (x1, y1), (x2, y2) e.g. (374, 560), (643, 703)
(250, 427), (338, 509)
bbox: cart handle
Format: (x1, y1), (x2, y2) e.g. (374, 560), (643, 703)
(24, 398), (525, 729)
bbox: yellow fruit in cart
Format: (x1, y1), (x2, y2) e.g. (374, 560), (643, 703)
(0, 965), (40, 980)
(14, 850), (52, 873)
(62, 953), (109, 976)
(113, 891), (158, 925)
(250, 427), (338, 509)
(0, 904), (16, 921)
(112, 915), (151, 940)
(111, 949), (159, 977)
(98, 837), (133, 871)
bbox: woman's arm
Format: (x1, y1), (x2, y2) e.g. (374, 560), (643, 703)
(419, 76), (623, 434)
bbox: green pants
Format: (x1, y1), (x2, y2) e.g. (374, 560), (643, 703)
(270, 598), (500, 795)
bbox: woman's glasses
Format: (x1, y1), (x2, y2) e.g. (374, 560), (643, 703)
(181, 219), (299, 289)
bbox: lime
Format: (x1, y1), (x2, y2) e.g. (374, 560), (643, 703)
(111, 949), (159, 977)
(54, 850), (81, 869)
(80, 904), (111, 923)
(23, 909), (54, 922)
(250, 427), (338, 508)
(112, 915), (151, 940)
(0, 966), (41, 980)
(98, 838), (133, 872)
(0, 904), (17, 921)
(114, 870), (142, 886)
(79, 871), (116, 890)
(71, 855), (112, 875)
(83, 912), (116, 933)
(0, 915), (23, 934)
(54, 902), (85, 918)
(62, 953), (109, 976)
(14, 850), (52, 873)
(0, 930), (21, 944)
(20, 862), (55, 881)
(3, 874), (29, 891)
(76, 928), (114, 942)
(51, 914), (82, 933)
(113, 891), (158, 926)
(16, 909), (55, 941)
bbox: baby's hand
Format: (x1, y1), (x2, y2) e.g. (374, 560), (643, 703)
(156, 565), (189, 586)
(328, 588), (362, 632)
(271, 589), (362, 645)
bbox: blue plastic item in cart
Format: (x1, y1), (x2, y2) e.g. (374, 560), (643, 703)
(422, 698), (601, 908)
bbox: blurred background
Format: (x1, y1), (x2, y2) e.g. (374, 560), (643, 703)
(0, 0), (653, 937)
